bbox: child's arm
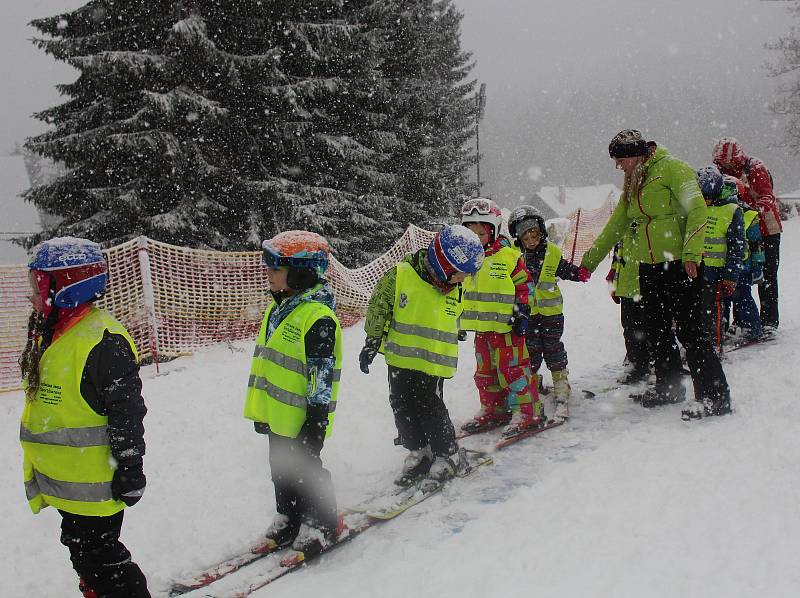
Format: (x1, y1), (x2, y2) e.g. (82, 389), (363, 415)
(364, 267), (397, 340)
(510, 255), (534, 306)
(302, 317), (337, 445)
(722, 208), (745, 283)
(556, 258), (590, 282)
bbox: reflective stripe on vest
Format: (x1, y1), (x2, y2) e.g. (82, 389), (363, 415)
(742, 209), (759, 261)
(461, 246), (518, 333)
(703, 203), (738, 266)
(19, 308), (136, 517)
(383, 262), (461, 377)
(532, 242), (564, 316)
(243, 288), (342, 438)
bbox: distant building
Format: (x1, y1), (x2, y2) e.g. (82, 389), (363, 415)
(535, 184), (620, 219)
(0, 155), (40, 264)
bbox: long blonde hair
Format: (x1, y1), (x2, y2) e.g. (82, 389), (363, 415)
(623, 157), (648, 204)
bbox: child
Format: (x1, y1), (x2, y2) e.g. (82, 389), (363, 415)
(458, 197), (543, 438)
(19, 238), (150, 598)
(696, 166), (745, 350)
(359, 225), (485, 484)
(507, 205), (591, 422)
(243, 231), (341, 559)
(724, 175), (765, 342)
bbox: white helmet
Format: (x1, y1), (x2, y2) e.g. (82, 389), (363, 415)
(460, 197), (503, 242)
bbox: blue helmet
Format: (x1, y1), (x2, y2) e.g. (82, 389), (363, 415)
(696, 165), (724, 200)
(28, 237), (108, 308)
(427, 225), (484, 282)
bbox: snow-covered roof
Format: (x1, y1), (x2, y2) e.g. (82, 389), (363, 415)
(0, 156), (38, 264)
(536, 184), (620, 218)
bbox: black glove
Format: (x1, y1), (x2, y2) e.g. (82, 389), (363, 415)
(508, 303), (530, 337)
(359, 336), (381, 374)
(457, 329), (468, 341)
(111, 463), (146, 507)
(298, 403), (329, 450)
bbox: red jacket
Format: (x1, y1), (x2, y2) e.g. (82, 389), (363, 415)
(723, 157), (782, 236)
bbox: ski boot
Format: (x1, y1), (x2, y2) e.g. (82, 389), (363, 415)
(640, 384), (685, 408)
(461, 405), (511, 433)
(551, 369), (571, 423)
(501, 403), (542, 438)
(79, 579), (98, 598)
(394, 445), (433, 486)
(264, 513), (299, 551)
(290, 522), (335, 560)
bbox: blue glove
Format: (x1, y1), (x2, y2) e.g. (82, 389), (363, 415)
(508, 303), (530, 336)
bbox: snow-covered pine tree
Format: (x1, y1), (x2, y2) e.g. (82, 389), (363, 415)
(24, 1), (246, 249)
(231, 0), (404, 266)
(363, 0), (479, 224)
(767, 1), (800, 155)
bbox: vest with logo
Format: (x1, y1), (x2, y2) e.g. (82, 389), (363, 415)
(532, 242), (564, 316)
(244, 290), (342, 438)
(383, 262), (462, 378)
(703, 203), (739, 267)
(20, 308), (136, 516)
(460, 245), (518, 333)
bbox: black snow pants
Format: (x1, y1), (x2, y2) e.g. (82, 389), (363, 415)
(620, 297), (650, 373)
(639, 261), (730, 403)
(388, 365), (458, 458)
(758, 233), (780, 329)
(268, 431), (337, 534)
(59, 510), (150, 598)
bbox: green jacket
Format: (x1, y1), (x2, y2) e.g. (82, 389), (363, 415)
(581, 146), (708, 272)
(364, 249), (432, 339)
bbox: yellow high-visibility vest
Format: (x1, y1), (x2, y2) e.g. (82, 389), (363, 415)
(461, 246), (518, 333)
(20, 308), (136, 516)
(383, 262), (461, 378)
(244, 290), (342, 438)
(703, 203), (739, 267)
(532, 242), (564, 316)
(742, 209), (759, 261)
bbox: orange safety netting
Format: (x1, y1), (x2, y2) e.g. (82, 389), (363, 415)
(0, 202), (614, 392)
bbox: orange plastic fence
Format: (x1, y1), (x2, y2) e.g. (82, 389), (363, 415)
(0, 202), (614, 392)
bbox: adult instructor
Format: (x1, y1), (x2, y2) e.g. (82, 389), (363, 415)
(580, 130), (731, 420)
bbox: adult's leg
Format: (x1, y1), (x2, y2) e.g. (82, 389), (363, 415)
(669, 267), (730, 406)
(620, 297), (650, 374)
(59, 510), (150, 598)
(639, 262), (683, 398)
(758, 233), (780, 328)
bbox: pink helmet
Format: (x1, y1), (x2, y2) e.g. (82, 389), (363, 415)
(712, 137), (746, 173)
(460, 197), (503, 241)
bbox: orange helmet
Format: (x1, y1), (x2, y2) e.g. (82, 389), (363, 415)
(261, 230), (330, 274)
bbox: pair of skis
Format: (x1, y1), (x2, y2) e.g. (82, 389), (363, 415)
(168, 450), (492, 597)
(456, 417), (564, 450)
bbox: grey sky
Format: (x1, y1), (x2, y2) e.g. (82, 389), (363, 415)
(0, 0), (795, 187)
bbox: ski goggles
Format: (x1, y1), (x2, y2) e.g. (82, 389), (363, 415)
(261, 244), (329, 273)
(461, 198), (494, 216)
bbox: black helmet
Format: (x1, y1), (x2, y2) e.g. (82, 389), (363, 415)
(508, 205), (546, 243)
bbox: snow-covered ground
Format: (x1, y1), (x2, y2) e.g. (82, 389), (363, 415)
(2, 219), (798, 598)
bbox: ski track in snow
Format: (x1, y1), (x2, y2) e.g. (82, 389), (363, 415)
(1, 218), (798, 598)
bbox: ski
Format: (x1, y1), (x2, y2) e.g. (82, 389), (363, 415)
(455, 418), (509, 440)
(168, 538), (287, 596)
(345, 449), (493, 519)
(724, 334), (775, 353)
(226, 514), (375, 598)
(495, 419), (564, 450)
(222, 451), (492, 597)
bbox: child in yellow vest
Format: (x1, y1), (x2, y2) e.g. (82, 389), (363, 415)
(19, 238), (150, 598)
(507, 206), (591, 422)
(458, 198), (543, 438)
(243, 231), (342, 560)
(359, 225), (485, 484)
